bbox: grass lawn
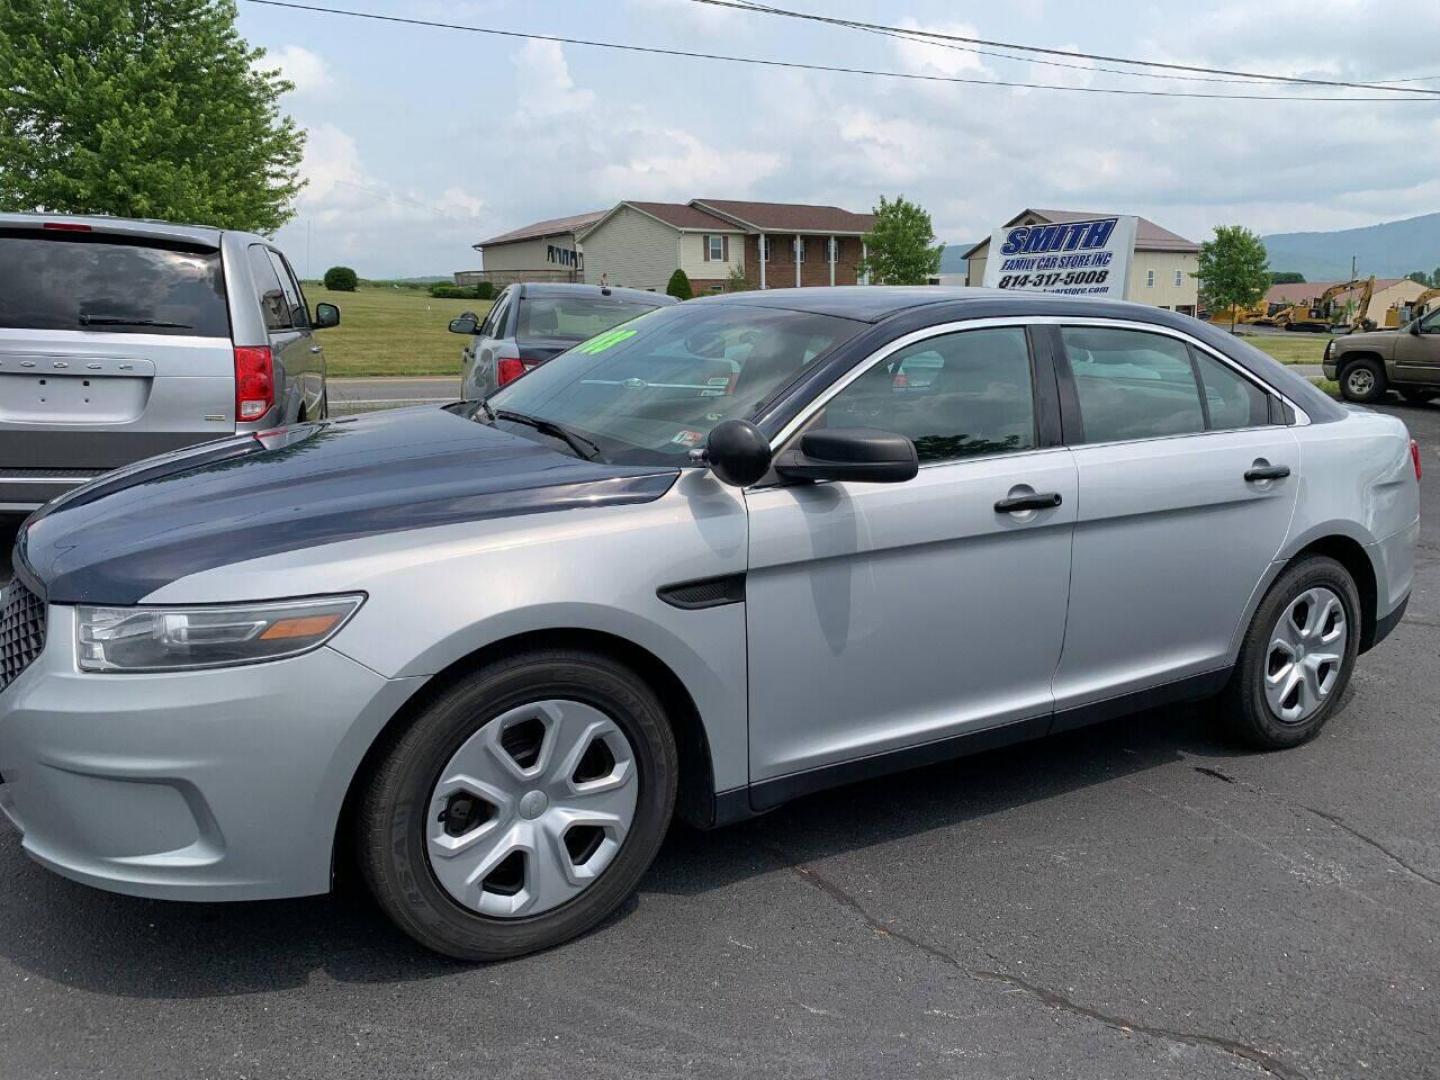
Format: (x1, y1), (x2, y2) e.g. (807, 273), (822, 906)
(308, 286), (492, 377)
(1238, 333), (1330, 366)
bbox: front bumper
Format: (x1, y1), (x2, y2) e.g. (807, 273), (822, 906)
(0, 605), (423, 901)
(1322, 359), (1339, 380)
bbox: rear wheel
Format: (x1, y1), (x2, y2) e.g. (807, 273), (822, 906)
(1220, 556), (1360, 749)
(1340, 358), (1388, 403)
(358, 649), (677, 960)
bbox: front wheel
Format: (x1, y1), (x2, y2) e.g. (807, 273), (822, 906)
(1220, 556), (1360, 749)
(358, 650), (678, 960)
(1340, 358), (1388, 403)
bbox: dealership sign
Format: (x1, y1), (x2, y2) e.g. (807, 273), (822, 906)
(981, 215), (1137, 300)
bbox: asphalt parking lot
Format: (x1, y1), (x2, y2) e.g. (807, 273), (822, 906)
(1, 402), (1437, 1080)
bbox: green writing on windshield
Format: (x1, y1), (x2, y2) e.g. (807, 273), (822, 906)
(574, 328), (638, 354)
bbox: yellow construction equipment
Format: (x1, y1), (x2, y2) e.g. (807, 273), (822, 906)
(1383, 287), (1440, 327)
(1283, 278), (1372, 333)
(1206, 299), (1269, 327)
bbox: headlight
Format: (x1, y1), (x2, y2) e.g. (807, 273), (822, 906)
(76, 594), (365, 672)
(1323, 339), (1334, 361)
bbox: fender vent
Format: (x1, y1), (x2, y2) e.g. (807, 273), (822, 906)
(657, 574), (745, 610)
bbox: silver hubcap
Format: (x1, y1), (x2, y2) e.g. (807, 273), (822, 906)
(427, 699), (638, 918)
(1264, 587), (1347, 724)
(1347, 368), (1375, 395)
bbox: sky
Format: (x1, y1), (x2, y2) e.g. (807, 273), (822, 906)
(234, 0), (1440, 278)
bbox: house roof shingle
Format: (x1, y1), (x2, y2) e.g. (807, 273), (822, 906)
(692, 200), (876, 234)
(1265, 278), (1416, 306)
(621, 202), (742, 231)
(477, 210), (606, 248)
(962, 209), (1200, 259)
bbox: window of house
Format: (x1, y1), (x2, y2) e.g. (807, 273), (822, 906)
(707, 234), (725, 261)
(1146, 269), (1155, 288)
(806, 327), (1037, 465)
(760, 236), (770, 262)
(796, 237), (807, 263)
(1174, 269), (1184, 287)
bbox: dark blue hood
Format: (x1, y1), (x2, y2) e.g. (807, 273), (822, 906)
(17, 405), (677, 604)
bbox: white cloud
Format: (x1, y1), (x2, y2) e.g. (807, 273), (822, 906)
(266, 45), (334, 96)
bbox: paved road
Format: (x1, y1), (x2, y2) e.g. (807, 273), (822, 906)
(328, 376), (457, 414)
(1, 403), (1438, 1079)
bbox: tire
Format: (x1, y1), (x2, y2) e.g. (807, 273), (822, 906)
(1339, 358), (1388, 403)
(358, 649), (677, 961)
(1400, 388), (1436, 405)
(1220, 556), (1360, 750)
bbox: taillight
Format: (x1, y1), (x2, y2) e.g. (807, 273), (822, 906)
(42, 221), (92, 232)
(496, 351), (544, 387)
(234, 345), (274, 422)
(1411, 438), (1422, 481)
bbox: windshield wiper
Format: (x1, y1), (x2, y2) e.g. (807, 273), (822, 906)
(494, 408), (604, 462)
(79, 314), (193, 329)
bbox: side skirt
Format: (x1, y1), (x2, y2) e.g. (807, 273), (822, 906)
(708, 667), (1233, 823)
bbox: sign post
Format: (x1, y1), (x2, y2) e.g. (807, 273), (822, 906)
(981, 215), (1138, 300)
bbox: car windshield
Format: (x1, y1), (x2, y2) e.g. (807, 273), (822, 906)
(515, 295), (658, 341)
(0, 231), (230, 336)
(486, 302), (862, 465)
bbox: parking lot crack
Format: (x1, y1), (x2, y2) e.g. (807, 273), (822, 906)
(1192, 766), (1440, 889)
(774, 849), (1307, 1080)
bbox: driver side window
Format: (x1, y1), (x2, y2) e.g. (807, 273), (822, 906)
(811, 327), (1038, 465)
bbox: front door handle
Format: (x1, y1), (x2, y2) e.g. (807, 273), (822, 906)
(995, 491), (1063, 513)
(1244, 464), (1291, 482)
(309, 345), (323, 354)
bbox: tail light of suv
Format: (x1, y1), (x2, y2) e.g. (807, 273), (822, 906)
(235, 345), (275, 422)
(1412, 438), (1423, 481)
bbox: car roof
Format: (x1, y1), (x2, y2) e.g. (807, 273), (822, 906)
(690, 285), (1198, 324)
(0, 211), (241, 249)
(516, 282), (678, 305)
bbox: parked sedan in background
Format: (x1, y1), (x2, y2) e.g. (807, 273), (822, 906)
(451, 282), (674, 399)
(0, 288), (1417, 963)
(0, 213), (337, 512)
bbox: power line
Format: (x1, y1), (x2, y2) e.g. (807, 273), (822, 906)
(240, 0), (1437, 103)
(688, 0), (1440, 97)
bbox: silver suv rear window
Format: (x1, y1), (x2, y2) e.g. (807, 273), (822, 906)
(0, 231), (230, 337)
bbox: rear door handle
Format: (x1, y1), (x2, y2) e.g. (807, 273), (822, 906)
(995, 492), (1063, 513)
(1244, 464), (1291, 482)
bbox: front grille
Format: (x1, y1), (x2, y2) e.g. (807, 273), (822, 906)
(0, 580), (46, 694)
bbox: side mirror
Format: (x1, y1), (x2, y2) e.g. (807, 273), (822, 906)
(448, 313), (479, 335)
(704, 419), (772, 487)
(313, 302), (340, 329)
(1410, 320), (1423, 336)
(775, 427), (919, 484)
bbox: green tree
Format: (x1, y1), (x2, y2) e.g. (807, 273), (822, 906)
(1269, 271), (1306, 285)
(666, 268), (693, 300)
(1407, 270), (1429, 286)
(859, 195), (944, 285)
(325, 266), (358, 292)
(0, 0), (305, 233)
(1195, 225), (1271, 331)
(725, 263), (750, 292)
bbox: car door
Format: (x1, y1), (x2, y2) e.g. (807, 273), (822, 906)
(245, 245), (304, 422)
(1049, 322), (1300, 718)
(744, 323), (1077, 794)
(268, 249), (324, 417)
(1393, 307), (1440, 385)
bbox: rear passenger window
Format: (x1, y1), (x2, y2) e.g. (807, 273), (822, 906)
(812, 328), (1036, 464)
(247, 245), (290, 331)
(1062, 327), (1203, 443)
(1193, 350), (1270, 430)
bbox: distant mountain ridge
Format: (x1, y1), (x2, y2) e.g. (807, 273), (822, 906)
(1261, 212), (1440, 282)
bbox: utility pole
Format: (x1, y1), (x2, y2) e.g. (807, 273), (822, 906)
(1351, 254), (1356, 282)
